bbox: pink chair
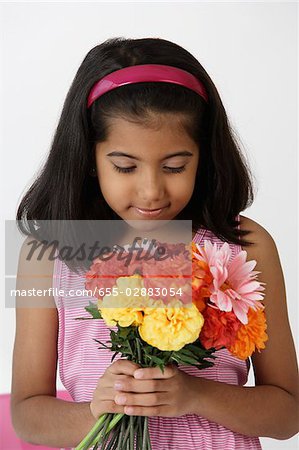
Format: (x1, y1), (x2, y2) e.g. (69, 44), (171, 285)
(0, 390), (73, 449)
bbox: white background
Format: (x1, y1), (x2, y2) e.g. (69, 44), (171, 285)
(1, 1), (298, 449)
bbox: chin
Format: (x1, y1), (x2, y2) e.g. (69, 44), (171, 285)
(124, 219), (170, 233)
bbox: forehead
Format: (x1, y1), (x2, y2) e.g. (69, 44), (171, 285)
(100, 115), (199, 155)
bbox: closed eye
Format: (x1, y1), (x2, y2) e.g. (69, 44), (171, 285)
(112, 165), (186, 174)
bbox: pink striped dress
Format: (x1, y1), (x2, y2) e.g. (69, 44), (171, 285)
(53, 216), (262, 449)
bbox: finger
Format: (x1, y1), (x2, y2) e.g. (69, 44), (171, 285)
(108, 359), (141, 376)
(95, 386), (118, 401)
(92, 400), (125, 418)
(123, 405), (171, 417)
(134, 364), (178, 380)
(114, 378), (167, 393)
(114, 392), (169, 407)
(97, 373), (132, 389)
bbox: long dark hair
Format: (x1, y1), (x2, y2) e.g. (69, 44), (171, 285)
(16, 37), (256, 271)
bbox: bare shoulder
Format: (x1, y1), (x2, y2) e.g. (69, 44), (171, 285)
(18, 234), (56, 267)
(11, 235), (58, 410)
(239, 214), (276, 249)
(238, 215), (298, 401)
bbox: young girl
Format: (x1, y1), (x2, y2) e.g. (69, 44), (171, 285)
(11, 37), (298, 449)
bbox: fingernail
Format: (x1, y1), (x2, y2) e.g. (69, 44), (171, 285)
(114, 382), (123, 390)
(115, 395), (126, 405)
(134, 370), (143, 379)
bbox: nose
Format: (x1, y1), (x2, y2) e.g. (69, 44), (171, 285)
(137, 168), (166, 204)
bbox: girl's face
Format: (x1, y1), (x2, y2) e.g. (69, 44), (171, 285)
(95, 115), (199, 223)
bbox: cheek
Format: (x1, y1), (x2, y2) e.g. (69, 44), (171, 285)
(100, 177), (121, 195)
(169, 173), (196, 199)
(97, 167), (132, 203)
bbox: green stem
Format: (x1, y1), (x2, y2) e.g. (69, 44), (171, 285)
(90, 422), (107, 447)
(129, 416), (134, 449)
(136, 417), (143, 450)
(120, 417), (131, 448)
(165, 351), (173, 365)
(75, 413), (108, 450)
(91, 413), (125, 448)
(98, 413), (113, 449)
(74, 317), (96, 320)
(104, 433), (118, 450)
(142, 417), (148, 450)
(106, 413), (124, 433)
(76, 413), (125, 450)
(116, 417), (126, 450)
(136, 338), (143, 365)
(104, 420), (122, 450)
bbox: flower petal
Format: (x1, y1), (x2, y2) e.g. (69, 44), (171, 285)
(231, 300), (249, 325)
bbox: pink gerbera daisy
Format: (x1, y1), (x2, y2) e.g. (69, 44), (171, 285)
(193, 240), (266, 324)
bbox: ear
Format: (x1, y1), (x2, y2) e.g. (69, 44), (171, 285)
(89, 167), (97, 177)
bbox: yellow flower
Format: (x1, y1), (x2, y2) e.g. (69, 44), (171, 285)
(139, 298), (204, 351)
(98, 274), (148, 327)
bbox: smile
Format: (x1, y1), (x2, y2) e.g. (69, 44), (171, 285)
(132, 205), (169, 217)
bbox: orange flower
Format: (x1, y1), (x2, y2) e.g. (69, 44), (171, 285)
(199, 307), (242, 349)
(190, 242), (212, 312)
(228, 307), (268, 360)
(192, 296), (207, 312)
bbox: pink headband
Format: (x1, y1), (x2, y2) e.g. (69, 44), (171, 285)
(87, 64), (208, 108)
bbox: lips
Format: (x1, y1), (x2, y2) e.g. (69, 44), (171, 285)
(132, 205), (169, 217)
(136, 207), (166, 211)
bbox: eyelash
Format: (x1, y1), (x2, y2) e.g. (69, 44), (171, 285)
(112, 165), (186, 174)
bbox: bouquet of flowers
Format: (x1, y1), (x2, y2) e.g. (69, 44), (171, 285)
(75, 239), (268, 450)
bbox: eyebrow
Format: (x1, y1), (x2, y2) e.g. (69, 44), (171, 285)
(106, 150), (194, 161)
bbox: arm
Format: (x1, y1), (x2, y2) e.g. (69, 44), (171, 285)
(191, 216), (299, 439)
(12, 396), (95, 448)
(191, 373), (298, 439)
(11, 237), (96, 448)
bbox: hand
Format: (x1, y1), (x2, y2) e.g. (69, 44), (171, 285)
(90, 359), (141, 419)
(113, 363), (200, 417)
